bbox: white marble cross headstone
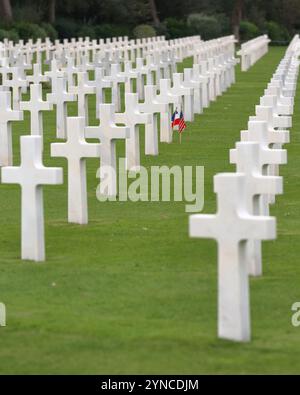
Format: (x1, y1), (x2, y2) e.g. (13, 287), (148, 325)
(104, 64), (127, 112)
(207, 59), (217, 102)
(69, 72), (96, 125)
(240, 120), (287, 215)
(156, 79), (181, 143)
(1, 136), (63, 261)
(182, 68), (203, 114)
(264, 86), (293, 115)
(145, 55), (159, 85)
(123, 61), (140, 96)
(192, 63), (209, 109)
(65, 56), (78, 89)
(170, 73), (194, 122)
(45, 59), (65, 97)
(153, 51), (170, 80)
(229, 142), (283, 276)
(240, 120), (288, 176)
(94, 50), (110, 76)
(215, 55), (227, 94)
(209, 58), (222, 97)
(115, 93), (151, 171)
(0, 91), (23, 166)
(20, 83), (53, 136)
(189, 173), (276, 342)
(0, 57), (11, 83)
(260, 95), (292, 128)
(248, 106), (290, 148)
(47, 76), (77, 139)
(85, 104), (130, 197)
(198, 60), (213, 105)
(135, 57), (155, 100)
(267, 82), (294, 106)
(139, 85), (169, 156)
(4, 66), (28, 110)
(250, 105), (290, 202)
(14, 56), (31, 90)
(51, 117), (100, 224)
(89, 67), (112, 120)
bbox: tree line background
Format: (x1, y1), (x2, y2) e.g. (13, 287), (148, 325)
(0, 0), (299, 43)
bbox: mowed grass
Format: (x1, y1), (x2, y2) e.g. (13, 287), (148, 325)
(0, 46), (300, 374)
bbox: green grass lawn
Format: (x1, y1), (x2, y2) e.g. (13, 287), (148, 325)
(0, 46), (300, 374)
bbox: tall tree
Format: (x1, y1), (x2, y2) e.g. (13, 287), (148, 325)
(0, 0), (13, 23)
(232, 0), (243, 40)
(48, 0), (56, 23)
(149, 0), (160, 26)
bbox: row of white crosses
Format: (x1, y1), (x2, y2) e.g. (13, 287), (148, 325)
(1, 34), (197, 68)
(237, 35), (271, 72)
(0, 34), (237, 165)
(189, 36), (300, 342)
(44, 35), (238, 171)
(0, 34), (238, 263)
(2, 33), (234, 84)
(1, 33), (236, 118)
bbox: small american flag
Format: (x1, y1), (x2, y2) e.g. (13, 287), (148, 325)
(178, 111), (186, 133)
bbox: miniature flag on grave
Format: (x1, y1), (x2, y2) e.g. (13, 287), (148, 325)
(171, 109), (186, 133)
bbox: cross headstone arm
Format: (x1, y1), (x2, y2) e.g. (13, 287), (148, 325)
(239, 214), (276, 240)
(9, 109), (23, 121)
(230, 144), (287, 165)
(263, 148), (287, 165)
(254, 175), (283, 196)
(150, 101), (169, 114)
(103, 79), (112, 88)
(68, 93), (77, 102)
(80, 142), (101, 158)
(51, 143), (66, 158)
(1, 166), (22, 184)
(38, 99), (53, 111)
(189, 215), (218, 239)
(277, 103), (293, 115)
(273, 114), (292, 129)
(19, 101), (30, 111)
(85, 126), (99, 139)
(37, 167), (63, 185)
(110, 125), (130, 139)
(134, 111), (152, 125)
(269, 130), (290, 144)
(140, 94), (169, 113)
